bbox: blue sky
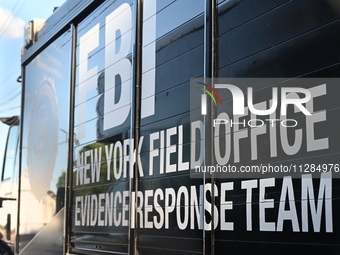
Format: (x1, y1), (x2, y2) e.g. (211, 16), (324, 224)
(0, 0), (66, 165)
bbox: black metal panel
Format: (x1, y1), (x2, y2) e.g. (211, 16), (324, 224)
(213, 177), (340, 254)
(137, 1), (205, 253)
(218, 19), (340, 78)
(21, 0), (340, 254)
(218, 0), (290, 36)
(218, 0), (340, 72)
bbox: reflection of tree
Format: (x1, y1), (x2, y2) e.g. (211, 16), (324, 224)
(55, 172), (66, 213)
(73, 142), (118, 196)
(56, 171), (66, 188)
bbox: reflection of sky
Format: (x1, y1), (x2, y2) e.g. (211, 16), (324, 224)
(32, 55), (63, 78)
(22, 31), (71, 195)
(0, 0), (67, 167)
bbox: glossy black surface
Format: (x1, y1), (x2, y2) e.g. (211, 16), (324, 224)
(20, 0), (340, 254)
